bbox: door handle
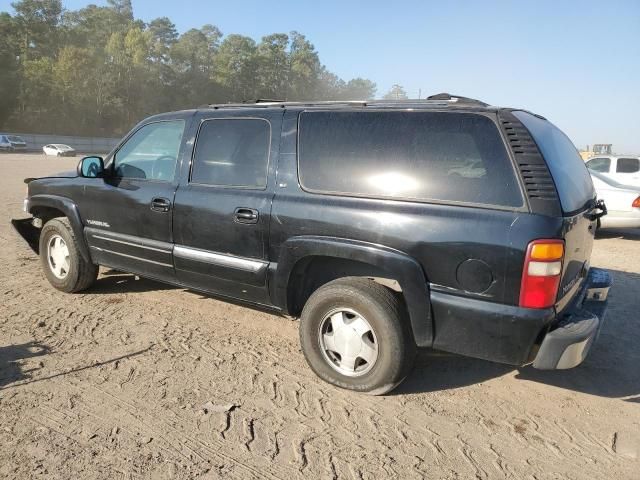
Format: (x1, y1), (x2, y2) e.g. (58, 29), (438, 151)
(234, 207), (259, 224)
(151, 197), (171, 213)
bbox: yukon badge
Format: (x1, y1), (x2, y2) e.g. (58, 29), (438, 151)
(86, 219), (111, 228)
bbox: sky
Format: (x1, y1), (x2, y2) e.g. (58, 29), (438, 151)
(2, 0), (639, 153)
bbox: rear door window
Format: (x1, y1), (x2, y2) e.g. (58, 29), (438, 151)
(191, 118), (271, 188)
(586, 157), (611, 173)
(616, 157), (640, 173)
(513, 111), (595, 214)
(298, 111), (523, 208)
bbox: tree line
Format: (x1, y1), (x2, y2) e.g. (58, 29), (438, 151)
(0, 0), (379, 136)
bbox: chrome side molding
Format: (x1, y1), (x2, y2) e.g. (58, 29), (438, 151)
(174, 245), (267, 273)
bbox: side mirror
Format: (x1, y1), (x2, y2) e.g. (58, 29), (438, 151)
(77, 156), (104, 178)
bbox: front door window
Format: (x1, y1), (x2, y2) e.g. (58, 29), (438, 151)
(113, 120), (185, 182)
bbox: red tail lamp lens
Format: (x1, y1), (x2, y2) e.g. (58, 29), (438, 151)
(519, 240), (564, 309)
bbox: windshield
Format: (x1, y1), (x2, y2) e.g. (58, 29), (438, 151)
(7, 136), (24, 143)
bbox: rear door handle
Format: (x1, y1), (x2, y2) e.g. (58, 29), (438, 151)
(234, 207), (259, 224)
(151, 197), (171, 213)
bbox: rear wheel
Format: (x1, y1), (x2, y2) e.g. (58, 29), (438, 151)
(39, 218), (98, 292)
(299, 277), (416, 395)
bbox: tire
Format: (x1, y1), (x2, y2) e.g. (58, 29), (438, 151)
(299, 277), (416, 395)
(39, 218), (98, 293)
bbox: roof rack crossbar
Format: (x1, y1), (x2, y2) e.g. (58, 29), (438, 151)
(426, 93), (488, 106)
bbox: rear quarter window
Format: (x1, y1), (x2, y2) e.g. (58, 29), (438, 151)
(297, 111), (523, 208)
(513, 111), (595, 214)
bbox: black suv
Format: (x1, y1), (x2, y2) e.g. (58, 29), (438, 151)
(13, 94), (612, 394)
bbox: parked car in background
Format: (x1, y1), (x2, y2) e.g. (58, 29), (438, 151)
(446, 158), (486, 178)
(43, 144), (77, 157)
(585, 155), (640, 187)
(589, 169), (640, 229)
(0, 134), (27, 152)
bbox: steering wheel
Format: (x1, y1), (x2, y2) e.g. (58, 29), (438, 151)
(151, 156), (176, 181)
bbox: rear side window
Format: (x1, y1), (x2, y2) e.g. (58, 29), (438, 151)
(191, 118), (270, 188)
(616, 157), (640, 173)
(586, 157), (611, 172)
(298, 111), (523, 207)
(513, 111), (595, 214)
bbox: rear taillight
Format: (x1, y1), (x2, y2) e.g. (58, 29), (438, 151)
(519, 239), (565, 309)
(632, 196), (640, 208)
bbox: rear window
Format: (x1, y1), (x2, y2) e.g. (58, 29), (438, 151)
(298, 111), (523, 208)
(513, 111), (595, 214)
(616, 157), (640, 173)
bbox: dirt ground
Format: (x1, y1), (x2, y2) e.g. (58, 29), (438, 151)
(0, 153), (638, 480)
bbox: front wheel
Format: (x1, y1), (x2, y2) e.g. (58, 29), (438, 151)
(39, 218), (98, 292)
(299, 277), (416, 395)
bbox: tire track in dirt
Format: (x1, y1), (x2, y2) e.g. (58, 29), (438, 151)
(7, 283), (629, 479)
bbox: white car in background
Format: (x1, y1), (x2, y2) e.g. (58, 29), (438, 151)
(590, 170), (640, 229)
(585, 155), (640, 187)
(43, 144), (77, 157)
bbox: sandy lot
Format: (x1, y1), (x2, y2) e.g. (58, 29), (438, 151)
(0, 153), (638, 479)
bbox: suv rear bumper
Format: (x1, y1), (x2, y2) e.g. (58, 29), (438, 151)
(430, 268), (611, 366)
(532, 268), (611, 370)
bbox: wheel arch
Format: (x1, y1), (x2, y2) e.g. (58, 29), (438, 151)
(270, 236), (433, 347)
(28, 194), (91, 262)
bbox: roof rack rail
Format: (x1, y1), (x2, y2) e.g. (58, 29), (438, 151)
(206, 100), (369, 109)
(204, 94), (488, 109)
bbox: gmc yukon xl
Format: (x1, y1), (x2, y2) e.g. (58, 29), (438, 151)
(13, 94), (612, 394)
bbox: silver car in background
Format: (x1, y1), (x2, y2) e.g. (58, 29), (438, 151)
(586, 155), (640, 188)
(0, 134), (27, 152)
(590, 169), (640, 229)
